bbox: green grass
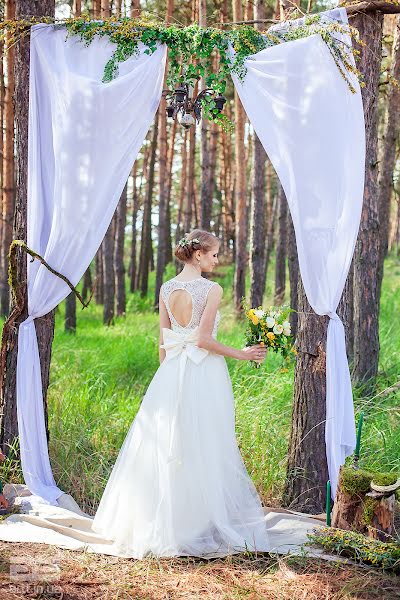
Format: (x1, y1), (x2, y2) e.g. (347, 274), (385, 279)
(3, 254), (400, 515)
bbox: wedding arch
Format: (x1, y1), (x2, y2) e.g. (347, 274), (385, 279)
(15, 7), (365, 505)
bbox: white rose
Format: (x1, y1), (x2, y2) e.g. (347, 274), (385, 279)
(254, 309), (265, 319)
(283, 328), (291, 336)
(266, 316), (275, 328)
(273, 324), (284, 335)
(282, 321), (291, 330)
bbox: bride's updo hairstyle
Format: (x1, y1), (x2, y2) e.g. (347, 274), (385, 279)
(174, 229), (220, 264)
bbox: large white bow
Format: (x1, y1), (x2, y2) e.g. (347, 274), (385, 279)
(160, 326), (209, 465)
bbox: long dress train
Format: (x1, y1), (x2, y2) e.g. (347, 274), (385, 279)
(91, 276), (270, 558)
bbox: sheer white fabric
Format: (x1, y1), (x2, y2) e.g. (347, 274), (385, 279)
(92, 277), (270, 558)
(231, 8), (365, 496)
(17, 24), (166, 504)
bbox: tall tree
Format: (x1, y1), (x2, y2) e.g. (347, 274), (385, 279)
(1, 0), (16, 317)
(65, 291), (76, 332)
(81, 265), (92, 302)
(114, 182), (127, 316)
(232, 0), (247, 314)
(155, 0), (174, 310)
(130, 0), (140, 18)
(352, 11), (384, 384)
(185, 94), (197, 233)
(287, 209), (299, 339)
(73, 0), (81, 16)
(284, 281), (330, 512)
(175, 129), (188, 269)
(103, 214), (116, 325)
(129, 161), (139, 293)
(199, 0), (212, 231)
(139, 117), (158, 297)
(0, 0), (56, 456)
(377, 16), (400, 299)
(94, 245), (104, 304)
(165, 118), (177, 264)
(274, 184), (287, 304)
(249, 0), (267, 310)
(132, 141), (150, 290)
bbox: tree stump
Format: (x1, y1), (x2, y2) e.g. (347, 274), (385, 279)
(332, 466), (399, 541)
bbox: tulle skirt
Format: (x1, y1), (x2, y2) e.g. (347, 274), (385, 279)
(91, 351), (270, 558)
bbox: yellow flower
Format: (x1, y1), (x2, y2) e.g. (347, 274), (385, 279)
(252, 316), (259, 325)
(267, 332), (275, 341)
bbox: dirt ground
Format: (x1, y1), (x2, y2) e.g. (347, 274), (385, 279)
(0, 541), (399, 600)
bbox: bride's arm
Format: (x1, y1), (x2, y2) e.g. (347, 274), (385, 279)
(158, 292), (171, 364)
(197, 284), (267, 362)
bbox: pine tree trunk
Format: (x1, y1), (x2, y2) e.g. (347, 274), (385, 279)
(64, 291), (76, 333)
(73, 0), (81, 16)
(0, 0), (56, 456)
(199, 0), (212, 231)
(352, 11), (383, 384)
(165, 119), (177, 265)
(0, 38), (4, 227)
(130, 0), (140, 18)
(175, 130), (187, 272)
(114, 182), (127, 316)
(81, 265), (92, 302)
(264, 178), (277, 293)
(103, 216), (115, 325)
(94, 0), (101, 18)
(233, 0), (247, 315)
(185, 109), (196, 233)
(0, 0), (16, 317)
(101, 0), (111, 18)
(377, 16), (400, 297)
(155, 92), (168, 308)
(284, 279), (330, 512)
(208, 118), (218, 229)
(139, 116), (158, 297)
(221, 106), (234, 260)
(249, 133), (266, 309)
(94, 246), (104, 304)
(155, 0), (173, 309)
(274, 183), (287, 305)
(337, 258), (355, 363)
(129, 161), (138, 293)
(287, 208), (299, 339)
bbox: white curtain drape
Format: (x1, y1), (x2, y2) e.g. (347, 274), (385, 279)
(231, 8), (365, 497)
(17, 24), (167, 504)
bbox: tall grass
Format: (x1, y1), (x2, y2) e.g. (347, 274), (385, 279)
(5, 255), (400, 514)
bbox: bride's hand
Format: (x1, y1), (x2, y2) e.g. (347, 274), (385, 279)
(240, 344), (267, 363)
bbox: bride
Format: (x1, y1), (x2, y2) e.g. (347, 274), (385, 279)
(91, 228), (269, 558)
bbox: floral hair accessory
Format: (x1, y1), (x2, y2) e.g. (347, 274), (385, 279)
(178, 237), (200, 248)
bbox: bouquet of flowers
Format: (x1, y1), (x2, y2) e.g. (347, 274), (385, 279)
(242, 299), (296, 368)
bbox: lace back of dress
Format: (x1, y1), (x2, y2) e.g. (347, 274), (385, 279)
(161, 278), (220, 338)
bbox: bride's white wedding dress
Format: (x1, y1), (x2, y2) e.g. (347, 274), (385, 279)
(91, 276), (270, 558)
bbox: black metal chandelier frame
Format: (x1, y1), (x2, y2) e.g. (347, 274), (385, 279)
(162, 83), (226, 128)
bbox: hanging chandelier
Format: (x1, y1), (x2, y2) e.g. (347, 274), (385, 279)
(162, 83), (226, 129)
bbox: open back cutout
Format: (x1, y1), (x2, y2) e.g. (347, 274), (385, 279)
(168, 288), (194, 328)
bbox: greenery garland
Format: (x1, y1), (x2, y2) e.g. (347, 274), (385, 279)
(0, 13), (364, 130)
